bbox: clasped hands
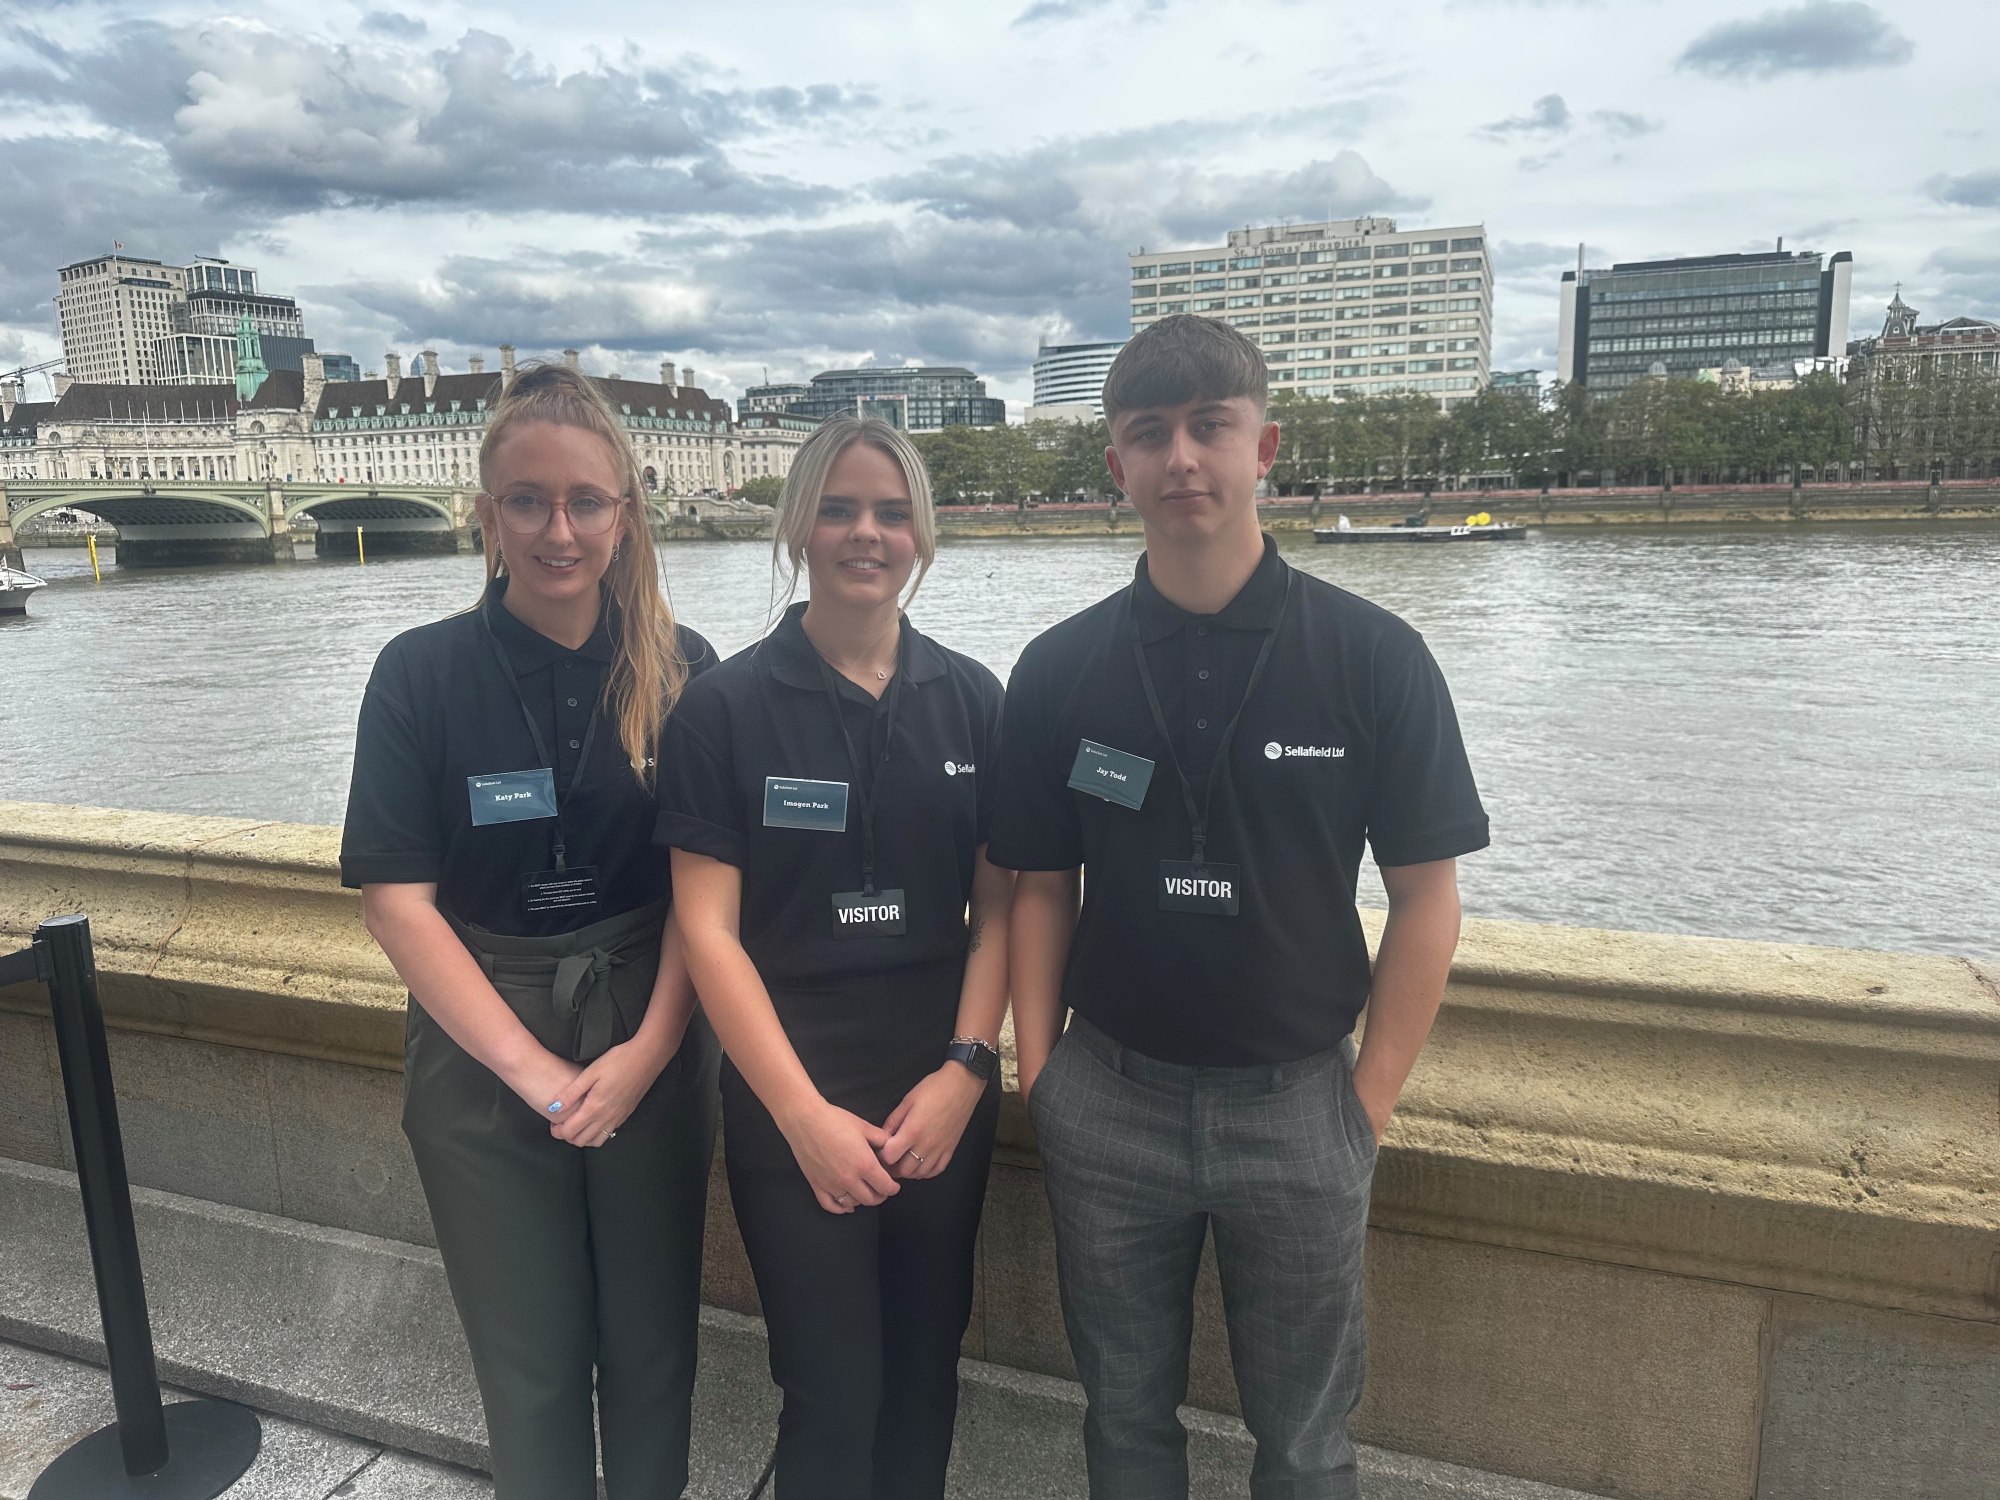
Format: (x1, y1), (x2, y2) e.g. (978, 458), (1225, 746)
(512, 1035), (676, 1149)
(783, 1062), (985, 1215)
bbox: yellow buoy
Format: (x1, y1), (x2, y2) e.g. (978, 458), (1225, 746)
(357, 525), (366, 565)
(86, 533), (102, 582)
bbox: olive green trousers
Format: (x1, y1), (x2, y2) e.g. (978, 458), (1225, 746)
(404, 904), (720, 1499)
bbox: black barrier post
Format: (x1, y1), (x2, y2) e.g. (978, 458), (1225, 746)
(12, 914), (263, 1500)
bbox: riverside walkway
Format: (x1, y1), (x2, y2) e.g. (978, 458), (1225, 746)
(1, 802), (1995, 1499)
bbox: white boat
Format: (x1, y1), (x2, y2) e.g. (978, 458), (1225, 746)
(0, 563), (49, 615)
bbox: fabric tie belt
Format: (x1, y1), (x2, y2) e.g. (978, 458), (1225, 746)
(447, 901), (666, 1063)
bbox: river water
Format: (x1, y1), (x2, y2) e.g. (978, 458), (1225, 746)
(5, 526), (1997, 961)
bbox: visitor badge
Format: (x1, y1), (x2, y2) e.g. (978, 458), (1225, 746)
(1158, 860), (1241, 917)
(763, 776), (850, 832)
(468, 768), (558, 826)
(523, 866), (600, 916)
(831, 888), (908, 937)
(1067, 739), (1155, 811)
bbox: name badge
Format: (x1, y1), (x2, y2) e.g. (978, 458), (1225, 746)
(1067, 739), (1155, 811)
(763, 777), (850, 832)
(1159, 860), (1241, 917)
(468, 768), (558, 826)
(523, 866), (600, 916)
(832, 888), (908, 937)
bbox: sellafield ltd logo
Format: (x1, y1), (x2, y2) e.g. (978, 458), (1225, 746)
(1264, 741), (1344, 760)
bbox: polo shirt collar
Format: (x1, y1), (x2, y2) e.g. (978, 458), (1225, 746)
(1131, 533), (1288, 643)
(758, 600), (949, 691)
(481, 576), (618, 671)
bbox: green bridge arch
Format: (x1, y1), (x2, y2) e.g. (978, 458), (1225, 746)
(6, 484), (270, 533)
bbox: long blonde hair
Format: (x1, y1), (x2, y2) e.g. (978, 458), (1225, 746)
(771, 416), (938, 613)
(475, 362), (687, 785)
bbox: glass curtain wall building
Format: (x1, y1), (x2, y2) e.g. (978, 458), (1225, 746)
(791, 368), (1006, 430)
(1031, 340), (1125, 417)
(1558, 249), (1853, 395)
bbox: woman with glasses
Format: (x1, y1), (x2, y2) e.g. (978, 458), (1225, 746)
(660, 417), (1012, 1499)
(340, 363), (719, 1500)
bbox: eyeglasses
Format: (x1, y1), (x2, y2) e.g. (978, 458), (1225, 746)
(489, 492), (627, 536)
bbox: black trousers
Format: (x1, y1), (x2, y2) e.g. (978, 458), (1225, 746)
(403, 908), (720, 1500)
(724, 959), (999, 1500)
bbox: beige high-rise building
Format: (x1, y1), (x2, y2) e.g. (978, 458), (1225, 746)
(56, 254), (188, 385)
(1129, 216), (1493, 407)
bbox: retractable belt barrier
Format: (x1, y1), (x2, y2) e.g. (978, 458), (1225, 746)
(2, 914), (263, 1499)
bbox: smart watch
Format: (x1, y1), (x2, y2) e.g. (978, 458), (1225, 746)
(945, 1036), (1000, 1082)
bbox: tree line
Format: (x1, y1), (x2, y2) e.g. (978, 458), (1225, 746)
(728, 364), (2000, 506)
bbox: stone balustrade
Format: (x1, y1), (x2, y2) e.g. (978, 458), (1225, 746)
(2, 801), (1995, 1499)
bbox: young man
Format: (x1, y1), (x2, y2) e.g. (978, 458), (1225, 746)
(989, 315), (1487, 1499)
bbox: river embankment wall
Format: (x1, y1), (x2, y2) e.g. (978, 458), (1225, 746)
(1, 802), (1995, 1499)
(931, 479), (2000, 539)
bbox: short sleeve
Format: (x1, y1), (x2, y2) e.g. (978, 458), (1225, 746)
(986, 642), (1084, 871)
(339, 647), (446, 888)
(655, 682), (748, 866)
(1365, 631), (1490, 867)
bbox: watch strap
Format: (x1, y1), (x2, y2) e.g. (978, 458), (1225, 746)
(946, 1037), (999, 1081)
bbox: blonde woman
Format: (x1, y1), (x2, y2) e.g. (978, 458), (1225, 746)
(340, 363), (719, 1499)
(661, 417), (1012, 1499)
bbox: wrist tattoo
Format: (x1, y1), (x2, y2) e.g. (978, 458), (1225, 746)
(968, 916), (986, 954)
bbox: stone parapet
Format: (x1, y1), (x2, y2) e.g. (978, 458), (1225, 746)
(2, 800), (1996, 1498)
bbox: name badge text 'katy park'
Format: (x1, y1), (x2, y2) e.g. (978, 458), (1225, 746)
(763, 777), (851, 832)
(1067, 739), (1156, 811)
(467, 768), (559, 827)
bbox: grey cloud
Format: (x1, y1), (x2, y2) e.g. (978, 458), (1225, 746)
(1011, 0), (1164, 25)
(1, 21), (861, 218)
(1590, 109), (1660, 138)
(1922, 248), (2000, 319)
(1154, 153), (1421, 240)
(1480, 93), (1571, 138)
(1491, 241), (1593, 277)
(1677, 1), (1912, 80)
(1927, 169), (2000, 209)
(0, 135), (255, 326)
(360, 11), (427, 39)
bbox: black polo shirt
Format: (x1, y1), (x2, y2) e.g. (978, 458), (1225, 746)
(339, 580), (716, 936)
(656, 603), (1003, 988)
(988, 535), (1488, 1065)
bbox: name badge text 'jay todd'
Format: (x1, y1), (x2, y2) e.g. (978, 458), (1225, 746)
(1066, 739), (1155, 811)
(831, 888), (908, 937)
(763, 776), (851, 832)
(467, 768), (559, 826)
(1158, 860), (1242, 917)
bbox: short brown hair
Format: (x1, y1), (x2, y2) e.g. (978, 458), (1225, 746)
(1101, 314), (1268, 427)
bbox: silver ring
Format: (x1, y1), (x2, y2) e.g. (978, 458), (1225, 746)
(605, 1130), (618, 1141)
(903, 1150), (924, 1165)
(836, 1193), (851, 1205)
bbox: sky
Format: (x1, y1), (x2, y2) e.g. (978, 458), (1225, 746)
(1, 0), (1993, 411)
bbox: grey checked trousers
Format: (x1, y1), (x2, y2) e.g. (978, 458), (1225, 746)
(1029, 1016), (1378, 1500)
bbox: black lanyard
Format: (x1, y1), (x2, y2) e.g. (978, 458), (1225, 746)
(481, 614), (604, 872)
(1128, 571), (1291, 866)
(814, 628), (907, 897)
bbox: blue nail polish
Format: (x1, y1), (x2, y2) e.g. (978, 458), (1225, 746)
(548, 1101), (564, 1113)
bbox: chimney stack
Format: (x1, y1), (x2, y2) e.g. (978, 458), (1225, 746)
(422, 349), (440, 399)
(468, 355), (486, 375)
(500, 344), (516, 391)
(661, 361), (677, 388)
(53, 371), (73, 398)
(563, 348), (581, 371)
(0, 377), (20, 421)
(681, 366), (695, 393)
(301, 351), (325, 414)
(384, 351), (402, 390)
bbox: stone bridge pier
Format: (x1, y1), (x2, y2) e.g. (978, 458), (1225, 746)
(298, 486), (478, 559)
(0, 483), (23, 571)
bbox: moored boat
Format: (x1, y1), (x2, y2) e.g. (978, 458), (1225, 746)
(1315, 520), (1529, 543)
(0, 563), (49, 615)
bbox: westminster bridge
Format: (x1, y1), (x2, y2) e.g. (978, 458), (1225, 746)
(0, 479), (771, 569)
